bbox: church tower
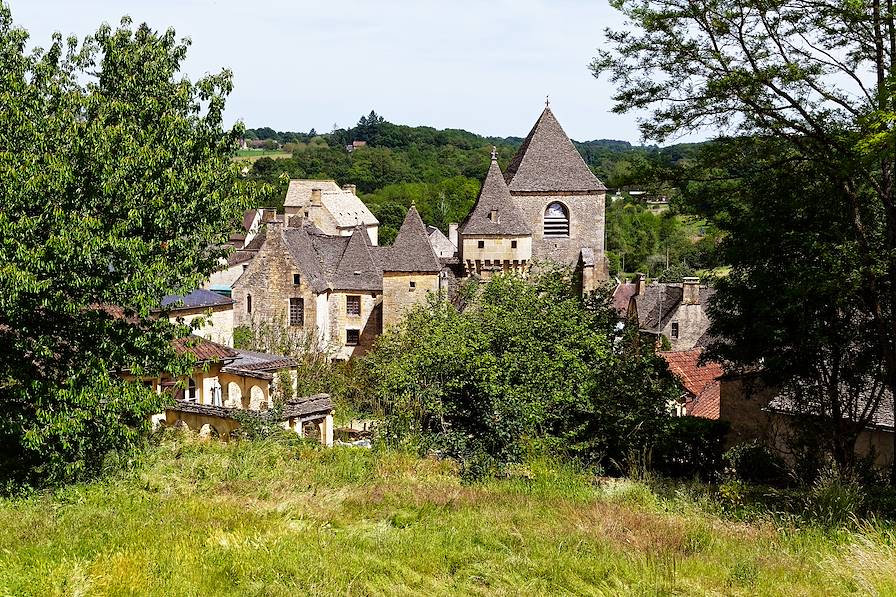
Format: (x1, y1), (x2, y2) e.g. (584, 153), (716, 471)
(458, 147), (532, 277)
(504, 103), (609, 290)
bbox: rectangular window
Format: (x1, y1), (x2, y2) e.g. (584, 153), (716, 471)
(346, 295), (361, 316)
(478, 240), (485, 249)
(511, 240), (517, 249)
(293, 273), (301, 285)
(409, 281), (416, 290)
(346, 329), (360, 346)
(671, 322), (679, 339)
(289, 297), (304, 326)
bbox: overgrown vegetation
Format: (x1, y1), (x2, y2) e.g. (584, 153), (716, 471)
(1, 434), (894, 595)
(363, 270), (687, 478)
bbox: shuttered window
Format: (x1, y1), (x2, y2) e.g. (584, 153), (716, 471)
(543, 202), (569, 237)
(289, 298), (304, 326)
(346, 295), (361, 316)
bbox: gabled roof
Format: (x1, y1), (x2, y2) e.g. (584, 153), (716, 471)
(283, 180), (341, 207)
(282, 226), (333, 294)
(613, 282), (637, 317)
(386, 206), (442, 273)
(504, 106), (606, 193)
(426, 225), (457, 258)
(161, 288), (234, 310)
(331, 227), (383, 291)
(659, 349), (724, 399)
(459, 153), (531, 236)
(633, 284), (684, 331)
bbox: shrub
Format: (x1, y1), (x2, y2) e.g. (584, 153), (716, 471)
(653, 417), (730, 479)
(724, 441), (787, 485)
(806, 462), (865, 526)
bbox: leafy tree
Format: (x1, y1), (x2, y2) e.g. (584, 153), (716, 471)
(363, 270), (678, 475)
(0, 9), (252, 483)
(595, 0), (896, 479)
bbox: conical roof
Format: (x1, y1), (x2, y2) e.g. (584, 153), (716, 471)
(459, 152), (531, 236)
(331, 226), (382, 291)
(386, 206), (442, 273)
(504, 106), (606, 193)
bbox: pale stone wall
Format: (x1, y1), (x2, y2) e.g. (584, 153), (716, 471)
(206, 261), (248, 292)
(169, 305), (235, 347)
(510, 191), (607, 281)
(382, 272), (439, 328)
(328, 291), (382, 360)
(219, 370), (272, 410)
(460, 236), (531, 278)
(661, 303), (711, 351)
(232, 227), (319, 334)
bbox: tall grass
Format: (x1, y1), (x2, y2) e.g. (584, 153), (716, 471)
(0, 434), (893, 596)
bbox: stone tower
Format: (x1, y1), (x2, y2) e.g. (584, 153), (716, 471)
(504, 104), (609, 290)
(458, 147), (532, 277)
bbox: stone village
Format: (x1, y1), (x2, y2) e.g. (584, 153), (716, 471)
(157, 104), (893, 467)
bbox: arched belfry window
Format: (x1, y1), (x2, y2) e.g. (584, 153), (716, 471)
(543, 202), (569, 237)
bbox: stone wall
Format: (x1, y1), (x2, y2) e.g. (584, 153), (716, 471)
(232, 226), (319, 336)
(382, 272), (439, 328)
(169, 305), (235, 347)
(460, 235), (531, 277)
(510, 191), (608, 281)
(661, 303), (711, 351)
(328, 291), (382, 359)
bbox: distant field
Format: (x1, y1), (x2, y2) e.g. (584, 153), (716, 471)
(0, 436), (893, 596)
(232, 149), (292, 163)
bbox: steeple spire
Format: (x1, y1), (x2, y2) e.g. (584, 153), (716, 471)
(545, 95), (550, 107)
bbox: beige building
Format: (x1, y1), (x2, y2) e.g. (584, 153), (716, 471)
(283, 180), (379, 245)
(161, 288), (236, 347)
(232, 206), (440, 359)
(628, 276), (714, 351)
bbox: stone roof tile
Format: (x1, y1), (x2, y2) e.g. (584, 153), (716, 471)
(386, 206), (442, 273)
(459, 154), (531, 236)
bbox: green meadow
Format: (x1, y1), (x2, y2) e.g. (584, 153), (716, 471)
(1, 435), (894, 596)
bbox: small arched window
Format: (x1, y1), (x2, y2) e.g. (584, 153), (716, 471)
(544, 202), (569, 237)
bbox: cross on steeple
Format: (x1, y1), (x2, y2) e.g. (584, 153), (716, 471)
(545, 95), (550, 107)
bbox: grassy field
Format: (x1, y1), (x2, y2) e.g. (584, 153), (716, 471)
(1, 436), (894, 596)
(232, 149), (292, 163)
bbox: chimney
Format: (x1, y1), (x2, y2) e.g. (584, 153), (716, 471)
(634, 273), (646, 295)
(311, 188), (322, 206)
(261, 208), (277, 222)
(682, 277), (700, 305)
(448, 223), (459, 248)
(342, 184), (357, 195)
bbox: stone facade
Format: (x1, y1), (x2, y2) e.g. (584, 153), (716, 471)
(510, 191), (606, 274)
(382, 272), (440, 328)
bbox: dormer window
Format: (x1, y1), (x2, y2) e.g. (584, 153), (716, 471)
(489, 209), (498, 222)
(543, 202), (569, 237)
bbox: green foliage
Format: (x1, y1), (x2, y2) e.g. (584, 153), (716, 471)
(0, 8), (254, 483)
(724, 441), (788, 485)
(364, 270), (680, 474)
(652, 417), (730, 480)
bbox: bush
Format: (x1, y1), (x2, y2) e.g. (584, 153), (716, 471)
(724, 441), (787, 485)
(806, 462), (865, 526)
(653, 417), (730, 479)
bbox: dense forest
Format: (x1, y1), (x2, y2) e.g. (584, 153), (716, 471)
(242, 111), (721, 274)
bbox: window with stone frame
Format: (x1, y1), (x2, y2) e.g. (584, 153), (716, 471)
(671, 322), (679, 339)
(289, 297), (304, 326)
(346, 329), (360, 346)
(346, 295), (361, 316)
(543, 202), (570, 237)
(293, 273), (301, 285)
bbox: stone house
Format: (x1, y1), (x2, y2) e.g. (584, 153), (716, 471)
(232, 205), (440, 359)
(138, 335), (334, 444)
(283, 180), (379, 245)
(658, 349), (895, 469)
(628, 276), (715, 351)
(160, 288), (236, 347)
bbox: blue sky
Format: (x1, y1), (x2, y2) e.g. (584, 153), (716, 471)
(8, 0), (655, 143)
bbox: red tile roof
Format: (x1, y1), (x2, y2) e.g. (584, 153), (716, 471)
(659, 349), (722, 397)
(173, 336), (237, 362)
(690, 380), (720, 419)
